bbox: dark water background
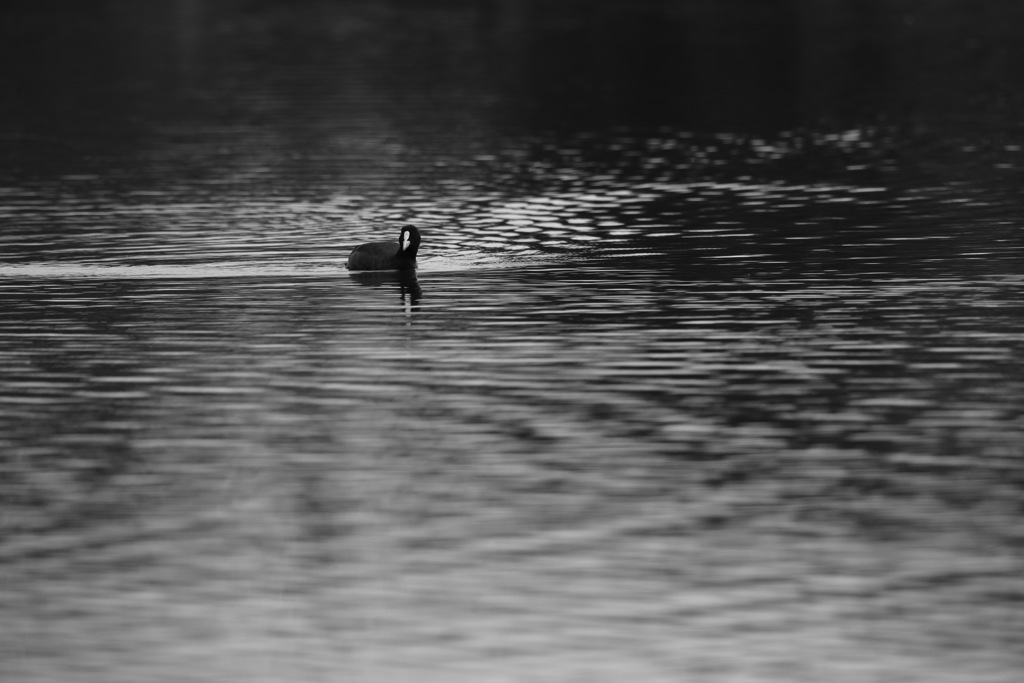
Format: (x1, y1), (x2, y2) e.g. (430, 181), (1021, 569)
(2, 1), (1023, 681)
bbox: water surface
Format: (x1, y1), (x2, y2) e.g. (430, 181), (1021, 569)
(2, 2), (1023, 682)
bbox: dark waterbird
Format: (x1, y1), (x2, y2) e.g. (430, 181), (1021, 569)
(347, 225), (421, 271)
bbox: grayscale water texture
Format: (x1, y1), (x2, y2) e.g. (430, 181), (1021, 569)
(1, 2), (1023, 682)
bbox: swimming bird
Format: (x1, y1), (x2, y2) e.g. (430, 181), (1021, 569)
(346, 225), (421, 271)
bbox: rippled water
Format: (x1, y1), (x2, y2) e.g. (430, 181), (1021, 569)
(3, 2), (1024, 682)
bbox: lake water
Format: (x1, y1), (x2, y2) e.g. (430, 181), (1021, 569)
(2, 2), (1023, 682)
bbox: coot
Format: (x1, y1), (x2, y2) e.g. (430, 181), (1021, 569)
(346, 225), (421, 271)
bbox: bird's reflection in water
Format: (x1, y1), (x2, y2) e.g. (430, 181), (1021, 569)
(349, 270), (422, 314)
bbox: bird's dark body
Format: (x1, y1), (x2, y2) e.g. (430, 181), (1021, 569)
(346, 225), (421, 271)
